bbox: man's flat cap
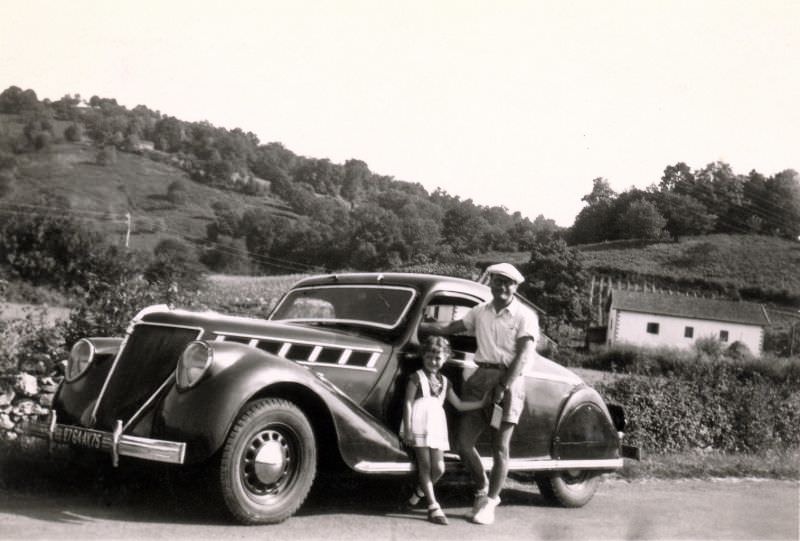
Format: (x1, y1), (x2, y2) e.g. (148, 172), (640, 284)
(486, 263), (525, 284)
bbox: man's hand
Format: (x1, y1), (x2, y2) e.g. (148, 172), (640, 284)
(492, 383), (506, 404)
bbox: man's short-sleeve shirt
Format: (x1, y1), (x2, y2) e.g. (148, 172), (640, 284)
(462, 298), (539, 366)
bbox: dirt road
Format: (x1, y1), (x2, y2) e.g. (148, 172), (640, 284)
(0, 461), (796, 541)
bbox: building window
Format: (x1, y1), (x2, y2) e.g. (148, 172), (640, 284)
(684, 326), (694, 338)
(720, 330), (729, 342)
(646, 322), (659, 335)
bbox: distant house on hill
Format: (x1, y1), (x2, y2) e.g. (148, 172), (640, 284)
(606, 290), (770, 355)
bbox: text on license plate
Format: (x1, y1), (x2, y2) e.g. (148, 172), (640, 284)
(56, 426), (105, 449)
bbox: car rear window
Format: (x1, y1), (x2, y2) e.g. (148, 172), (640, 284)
(270, 285), (416, 329)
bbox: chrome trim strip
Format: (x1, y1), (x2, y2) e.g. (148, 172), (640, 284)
(338, 349), (352, 365)
(90, 322), (203, 427)
(366, 352), (380, 369)
(297, 360), (377, 373)
(112, 420), (122, 467)
(122, 376), (178, 432)
(308, 345), (322, 362)
(278, 342), (291, 357)
(117, 434), (186, 464)
(214, 332), (385, 354)
(353, 457), (624, 473)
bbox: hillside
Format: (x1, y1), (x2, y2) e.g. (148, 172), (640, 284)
(1, 137), (294, 254)
(577, 235), (800, 297)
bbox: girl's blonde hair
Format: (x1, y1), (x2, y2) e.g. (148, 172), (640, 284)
(422, 335), (451, 357)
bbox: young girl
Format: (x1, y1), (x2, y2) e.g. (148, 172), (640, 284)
(401, 336), (489, 525)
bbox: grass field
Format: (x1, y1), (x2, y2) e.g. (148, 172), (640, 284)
(577, 234), (800, 295)
(198, 273), (311, 315)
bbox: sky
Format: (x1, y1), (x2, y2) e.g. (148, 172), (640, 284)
(1, 0), (798, 226)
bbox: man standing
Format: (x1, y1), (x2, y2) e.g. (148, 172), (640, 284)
(420, 263), (538, 525)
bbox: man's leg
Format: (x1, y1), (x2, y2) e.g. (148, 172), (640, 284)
(472, 422), (515, 525)
(456, 411), (487, 491)
(488, 421), (515, 499)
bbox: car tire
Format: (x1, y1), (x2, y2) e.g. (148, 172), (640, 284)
(216, 398), (317, 524)
(534, 470), (600, 508)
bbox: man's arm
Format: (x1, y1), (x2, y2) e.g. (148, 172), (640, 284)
(494, 335), (534, 402)
(418, 319), (467, 337)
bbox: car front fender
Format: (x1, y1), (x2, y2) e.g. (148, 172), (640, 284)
(158, 341), (408, 467)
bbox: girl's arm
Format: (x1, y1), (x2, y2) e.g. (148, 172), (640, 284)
(401, 375), (419, 444)
(446, 386), (489, 412)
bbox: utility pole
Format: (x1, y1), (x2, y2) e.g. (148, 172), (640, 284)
(125, 212), (131, 249)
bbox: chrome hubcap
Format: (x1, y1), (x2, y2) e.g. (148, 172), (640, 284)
(242, 428), (293, 494)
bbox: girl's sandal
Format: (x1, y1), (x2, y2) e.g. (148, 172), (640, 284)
(427, 504), (449, 525)
(401, 486), (425, 511)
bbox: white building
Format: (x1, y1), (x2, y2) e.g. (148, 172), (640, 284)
(606, 290), (770, 355)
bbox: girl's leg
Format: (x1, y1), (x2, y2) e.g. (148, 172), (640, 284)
(414, 447), (436, 506)
(429, 448), (445, 485)
(416, 447), (448, 525)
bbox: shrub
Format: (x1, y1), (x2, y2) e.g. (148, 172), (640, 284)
(598, 358), (800, 454)
(143, 238), (205, 298)
(96, 145), (117, 165)
(0, 213), (135, 292)
(64, 123), (83, 142)
(0, 307), (64, 375)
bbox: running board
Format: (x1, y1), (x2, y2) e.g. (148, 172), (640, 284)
(353, 457), (624, 474)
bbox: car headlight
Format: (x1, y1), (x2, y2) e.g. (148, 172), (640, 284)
(176, 341), (212, 390)
(66, 339), (95, 382)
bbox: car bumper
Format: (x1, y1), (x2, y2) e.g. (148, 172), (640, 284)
(23, 411), (186, 466)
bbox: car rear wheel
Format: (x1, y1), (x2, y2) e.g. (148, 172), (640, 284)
(535, 470), (600, 508)
(216, 398), (317, 524)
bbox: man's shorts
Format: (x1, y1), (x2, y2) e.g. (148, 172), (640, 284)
(462, 365), (525, 425)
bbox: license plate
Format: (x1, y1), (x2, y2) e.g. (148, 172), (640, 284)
(55, 426), (106, 450)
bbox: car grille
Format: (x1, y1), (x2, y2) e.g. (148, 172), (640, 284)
(94, 323), (200, 431)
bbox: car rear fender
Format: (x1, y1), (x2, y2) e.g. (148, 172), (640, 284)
(552, 385), (621, 461)
(158, 342), (408, 467)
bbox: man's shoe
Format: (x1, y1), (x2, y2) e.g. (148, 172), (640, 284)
(468, 490), (488, 520)
(471, 496), (500, 525)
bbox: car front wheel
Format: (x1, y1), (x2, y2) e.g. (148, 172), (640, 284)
(535, 470), (600, 507)
(216, 398), (317, 524)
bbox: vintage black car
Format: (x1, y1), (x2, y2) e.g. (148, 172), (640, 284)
(26, 273), (638, 524)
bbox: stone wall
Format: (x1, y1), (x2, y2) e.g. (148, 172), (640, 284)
(0, 372), (61, 441)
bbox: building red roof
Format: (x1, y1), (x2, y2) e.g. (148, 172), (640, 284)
(609, 290), (770, 326)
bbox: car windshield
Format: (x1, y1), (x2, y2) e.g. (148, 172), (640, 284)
(269, 285), (416, 329)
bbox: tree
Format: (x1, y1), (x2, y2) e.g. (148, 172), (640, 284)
(653, 191), (716, 237)
(659, 162), (694, 192)
(0, 86), (39, 113)
(342, 159), (370, 202)
(441, 202), (491, 254)
(348, 204), (404, 269)
(617, 199), (667, 239)
(167, 180), (188, 205)
(763, 169), (800, 239)
(568, 203), (614, 244)
(581, 177), (616, 205)
(519, 235), (589, 326)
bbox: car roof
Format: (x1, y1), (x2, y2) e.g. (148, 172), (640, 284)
(292, 272), (491, 298)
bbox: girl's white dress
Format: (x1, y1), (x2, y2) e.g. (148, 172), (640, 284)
(403, 369), (450, 450)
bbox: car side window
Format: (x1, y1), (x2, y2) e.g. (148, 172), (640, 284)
(422, 294), (479, 361)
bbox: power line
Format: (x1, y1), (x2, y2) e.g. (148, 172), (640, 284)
(0, 201), (130, 220)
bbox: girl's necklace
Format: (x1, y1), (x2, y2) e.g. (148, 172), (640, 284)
(424, 371), (443, 397)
